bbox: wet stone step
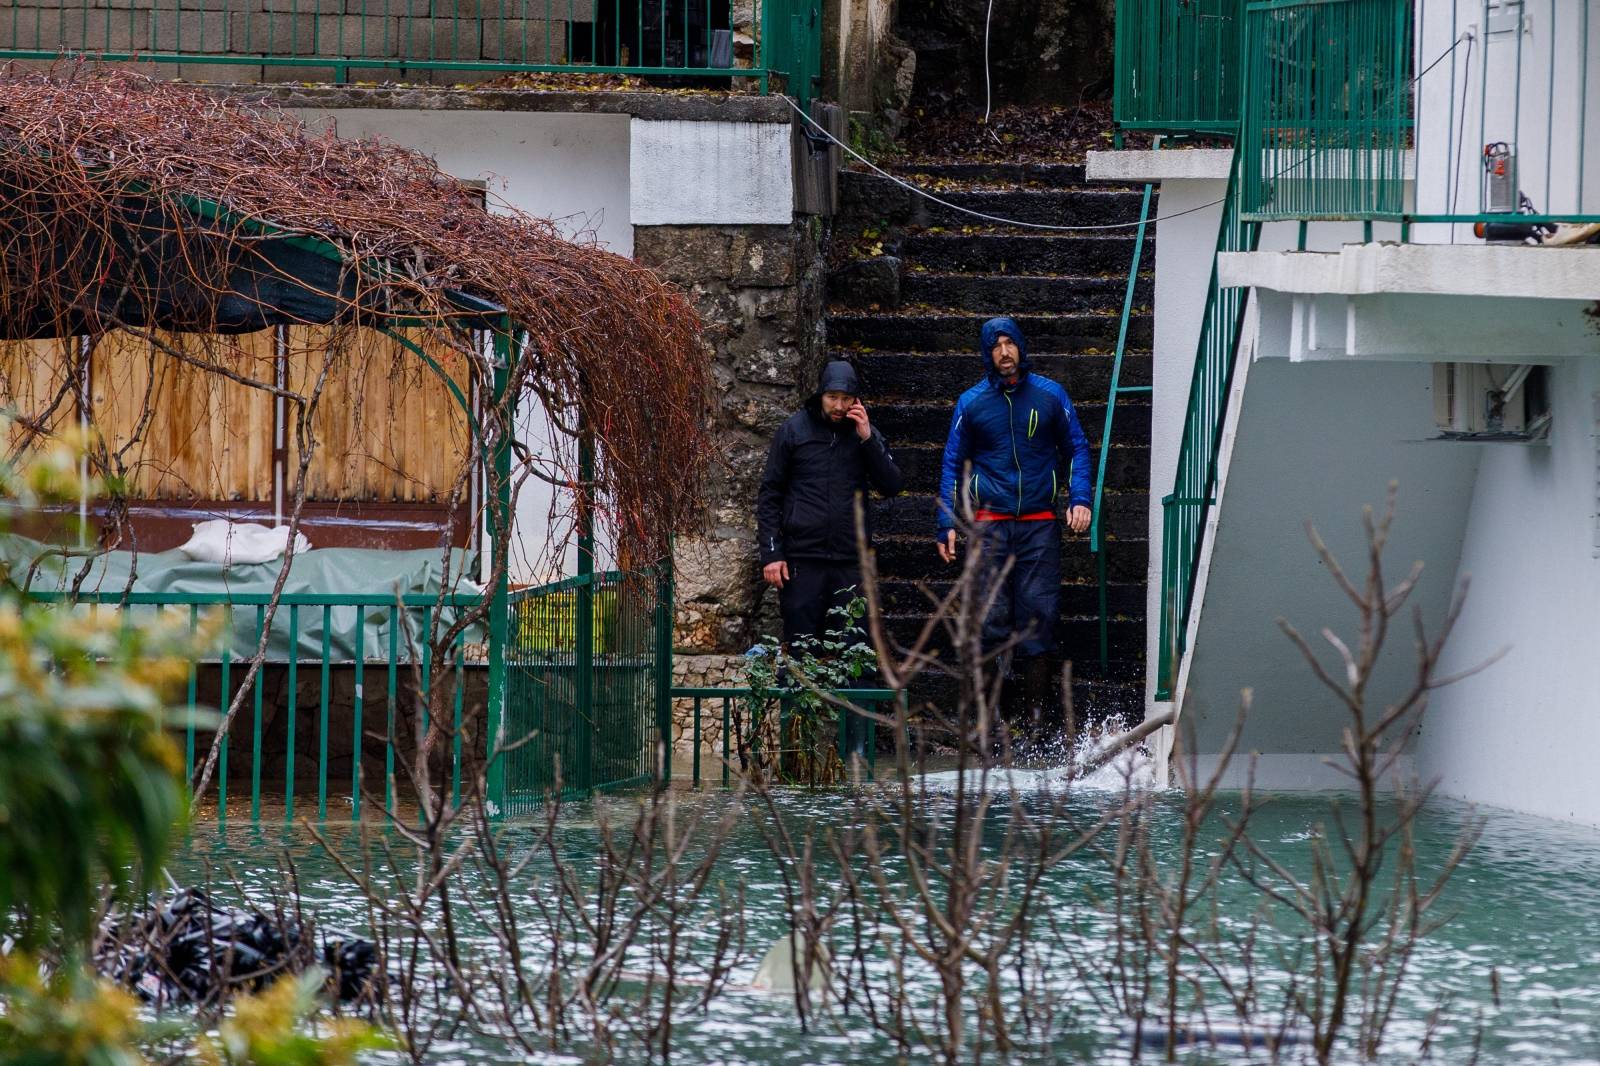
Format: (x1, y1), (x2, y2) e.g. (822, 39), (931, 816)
(853, 352), (1153, 400)
(881, 613), (1147, 669)
(871, 400), (1153, 447)
(900, 232), (1154, 276)
(829, 312), (1151, 354)
(876, 162), (1095, 188)
(876, 577), (1147, 619)
(889, 443), (1151, 494)
(870, 491), (1150, 539)
(841, 171), (1151, 227)
(889, 272), (1153, 314)
(875, 534), (1148, 584)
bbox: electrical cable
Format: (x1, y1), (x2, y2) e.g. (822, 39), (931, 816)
(982, 0), (995, 125)
(787, 32), (1473, 235)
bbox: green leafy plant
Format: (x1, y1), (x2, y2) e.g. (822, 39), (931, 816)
(741, 596), (878, 787)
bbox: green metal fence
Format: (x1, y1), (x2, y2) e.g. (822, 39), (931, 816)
(1156, 147), (1259, 700)
(1091, 181), (1154, 672)
(1239, 0), (1413, 222)
(24, 587), (485, 823)
(669, 686), (894, 787)
(0, 0), (821, 105)
(1114, 0), (1244, 134)
(498, 562), (672, 815)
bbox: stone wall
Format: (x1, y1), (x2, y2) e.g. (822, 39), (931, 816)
(633, 218), (827, 678)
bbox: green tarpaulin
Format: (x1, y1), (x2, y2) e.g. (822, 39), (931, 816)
(0, 534), (483, 662)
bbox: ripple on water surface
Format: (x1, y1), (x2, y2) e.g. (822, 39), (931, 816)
(166, 787), (1600, 1065)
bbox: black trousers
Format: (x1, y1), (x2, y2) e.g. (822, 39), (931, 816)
(778, 558), (870, 756)
(778, 558), (861, 647)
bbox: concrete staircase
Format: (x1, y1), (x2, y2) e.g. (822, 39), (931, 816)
(827, 162), (1154, 723)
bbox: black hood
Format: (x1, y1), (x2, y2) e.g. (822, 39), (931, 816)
(806, 360), (861, 426)
(813, 360), (861, 399)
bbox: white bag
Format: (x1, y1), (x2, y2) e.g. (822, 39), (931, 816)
(177, 520), (312, 567)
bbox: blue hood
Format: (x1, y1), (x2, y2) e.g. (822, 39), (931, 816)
(980, 316), (1030, 386)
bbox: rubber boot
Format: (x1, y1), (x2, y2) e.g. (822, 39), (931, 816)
(1019, 656), (1062, 753)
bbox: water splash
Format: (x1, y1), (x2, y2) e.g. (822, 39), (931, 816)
(916, 717), (1163, 794)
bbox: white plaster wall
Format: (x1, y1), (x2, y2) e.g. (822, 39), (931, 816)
(1419, 357), (1600, 825)
(1177, 355), (1479, 776)
(291, 107), (634, 582)
(1412, 0), (1600, 243)
(1144, 188), (1401, 716)
(294, 108), (634, 252)
(1146, 179), (1228, 712)
(629, 118), (794, 225)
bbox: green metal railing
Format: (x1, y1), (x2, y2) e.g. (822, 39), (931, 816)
(25, 587), (485, 823)
(669, 686), (894, 787)
(1239, 0), (1413, 222)
(499, 563), (673, 815)
(0, 0), (821, 106)
(1114, 0), (1244, 134)
(1091, 181), (1155, 672)
(1238, 0), (1600, 229)
(1156, 147), (1259, 700)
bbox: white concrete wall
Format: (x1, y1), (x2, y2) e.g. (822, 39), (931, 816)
(1177, 351), (1479, 782)
(1412, 0), (1600, 242)
(1419, 357), (1600, 824)
(1143, 181), (1402, 716)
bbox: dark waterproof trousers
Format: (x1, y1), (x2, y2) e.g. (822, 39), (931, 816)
(779, 558), (870, 756)
(778, 559), (861, 647)
(975, 519), (1061, 659)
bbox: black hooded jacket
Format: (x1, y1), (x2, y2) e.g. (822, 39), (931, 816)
(757, 361), (904, 564)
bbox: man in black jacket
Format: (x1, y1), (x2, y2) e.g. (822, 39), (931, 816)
(756, 360), (903, 646)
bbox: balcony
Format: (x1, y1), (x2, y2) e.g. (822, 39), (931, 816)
(1239, 0), (1600, 235)
(0, 0), (821, 103)
(1113, 0), (1244, 134)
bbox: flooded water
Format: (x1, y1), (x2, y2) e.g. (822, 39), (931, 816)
(163, 771), (1600, 1064)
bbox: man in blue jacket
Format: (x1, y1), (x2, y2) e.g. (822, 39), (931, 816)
(937, 316), (1092, 734)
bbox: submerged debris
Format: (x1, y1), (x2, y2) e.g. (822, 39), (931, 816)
(94, 888), (378, 1007)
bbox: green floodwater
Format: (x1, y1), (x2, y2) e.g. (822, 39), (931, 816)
(163, 778), (1600, 1065)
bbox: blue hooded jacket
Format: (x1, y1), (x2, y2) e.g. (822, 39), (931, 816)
(936, 317), (1093, 535)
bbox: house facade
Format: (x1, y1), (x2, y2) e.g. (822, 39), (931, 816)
(1097, 0), (1600, 822)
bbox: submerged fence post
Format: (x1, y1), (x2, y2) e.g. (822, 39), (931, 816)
(484, 324), (514, 816)
(575, 419), (596, 793)
(654, 556), (674, 785)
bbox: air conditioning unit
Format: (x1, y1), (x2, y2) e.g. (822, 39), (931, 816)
(1432, 362), (1551, 440)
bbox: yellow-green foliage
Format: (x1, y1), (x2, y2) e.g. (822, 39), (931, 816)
(0, 957), (153, 1066)
(197, 972), (392, 1066)
(0, 435), (199, 950)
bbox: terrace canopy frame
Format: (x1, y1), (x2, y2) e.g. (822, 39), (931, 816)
(0, 69), (709, 819)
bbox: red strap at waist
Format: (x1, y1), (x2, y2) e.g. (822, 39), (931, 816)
(973, 510), (1056, 522)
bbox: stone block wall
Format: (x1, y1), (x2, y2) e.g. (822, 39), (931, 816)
(633, 218), (827, 695)
(3, 0), (756, 84)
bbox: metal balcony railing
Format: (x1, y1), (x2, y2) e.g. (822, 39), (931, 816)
(1239, 0), (1600, 231)
(0, 0), (821, 105)
(1114, 0), (1245, 134)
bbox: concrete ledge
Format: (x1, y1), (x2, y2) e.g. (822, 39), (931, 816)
(209, 83), (793, 122)
(1219, 243), (1600, 300)
(1086, 148), (1232, 183)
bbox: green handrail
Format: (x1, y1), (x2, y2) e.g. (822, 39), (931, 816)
(1091, 182), (1155, 673)
(669, 686), (894, 787)
(1155, 146), (1260, 700)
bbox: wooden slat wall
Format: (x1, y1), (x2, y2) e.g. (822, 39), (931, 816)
(0, 338), (77, 453)
(90, 330), (276, 500)
(286, 326), (473, 503)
